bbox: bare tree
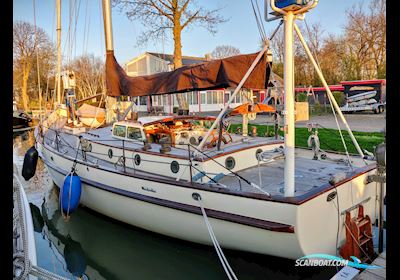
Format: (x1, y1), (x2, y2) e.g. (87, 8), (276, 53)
(350, 0), (385, 78)
(342, 0), (386, 79)
(113, 0), (227, 111)
(319, 34), (346, 84)
(211, 45), (240, 59)
(13, 21), (54, 111)
(66, 54), (105, 100)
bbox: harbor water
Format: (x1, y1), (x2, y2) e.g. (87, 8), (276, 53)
(15, 129), (381, 280)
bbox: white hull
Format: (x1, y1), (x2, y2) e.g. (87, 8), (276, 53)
(38, 140), (380, 260)
(13, 179), (38, 280)
(20, 186), (38, 267)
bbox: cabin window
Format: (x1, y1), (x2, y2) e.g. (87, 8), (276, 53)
(113, 125), (127, 138)
(127, 127), (143, 141)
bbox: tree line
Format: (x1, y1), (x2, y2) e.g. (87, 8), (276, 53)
(270, 0), (386, 87)
(13, 21), (105, 112)
(13, 0), (385, 112)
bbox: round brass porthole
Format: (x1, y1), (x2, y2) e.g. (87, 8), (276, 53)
(225, 156), (235, 170)
(108, 149), (113, 159)
(171, 161), (180, 173)
(255, 148), (263, 160)
(134, 154), (141, 166)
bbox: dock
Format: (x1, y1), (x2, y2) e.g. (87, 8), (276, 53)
(355, 251), (386, 279)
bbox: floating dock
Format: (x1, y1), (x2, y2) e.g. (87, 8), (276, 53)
(355, 251), (386, 279)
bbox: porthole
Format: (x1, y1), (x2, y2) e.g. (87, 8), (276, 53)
(171, 161), (180, 173)
(255, 149), (263, 160)
(189, 136), (198, 145)
(108, 149), (113, 159)
(134, 154), (141, 166)
(225, 156), (235, 170)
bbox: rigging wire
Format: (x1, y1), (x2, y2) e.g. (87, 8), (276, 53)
(302, 18), (354, 169)
(32, 0), (43, 122)
(255, 0), (267, 39)
(44, 2), (56, 115)
(82, 0), (89, 54)
(250, 0), (267, 42)
(71, 0), (82, 59)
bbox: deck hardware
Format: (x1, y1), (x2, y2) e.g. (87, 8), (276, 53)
(367, 174), (386, 183)
(255, 148), (263, 159)
(341, 197), (371, 215)
(329, 172), (346, 185)
(326, 191), (337, 202)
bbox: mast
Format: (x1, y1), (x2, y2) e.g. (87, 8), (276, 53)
(56, 0), (61, 105)
(283, 10), (295, 197)
(269, 0), (319, 197)
(102, 0), (114, 51)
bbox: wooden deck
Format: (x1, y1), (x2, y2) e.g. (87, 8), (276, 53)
(355, 251), (386, 280)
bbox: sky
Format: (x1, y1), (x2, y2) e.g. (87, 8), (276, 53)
(13, 0), (371, 65)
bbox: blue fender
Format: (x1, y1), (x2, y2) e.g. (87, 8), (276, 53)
(60, 173), (82, 214)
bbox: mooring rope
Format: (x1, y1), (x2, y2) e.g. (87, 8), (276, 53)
(195, 194), (238, 280)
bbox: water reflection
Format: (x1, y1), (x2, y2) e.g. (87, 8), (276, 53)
(15, 130), (337, 280)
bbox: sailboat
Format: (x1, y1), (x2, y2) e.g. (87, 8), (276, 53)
(33, 0), (385, 260)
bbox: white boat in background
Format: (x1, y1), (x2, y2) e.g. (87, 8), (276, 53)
(33, 0), (386, 263)
(13, 173), (37, 280)
(347, 91), (377, 103)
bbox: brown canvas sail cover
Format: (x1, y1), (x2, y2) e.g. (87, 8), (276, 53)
(105, 50), (271, 97)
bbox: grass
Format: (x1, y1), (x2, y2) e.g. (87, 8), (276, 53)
(228, 123), (385, 154)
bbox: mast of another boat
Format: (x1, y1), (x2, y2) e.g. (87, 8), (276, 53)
(56, 0), (62, 106)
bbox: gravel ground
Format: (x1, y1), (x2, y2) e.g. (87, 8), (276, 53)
(295, 113), (386, 133)
(193, 111), (386, 133)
